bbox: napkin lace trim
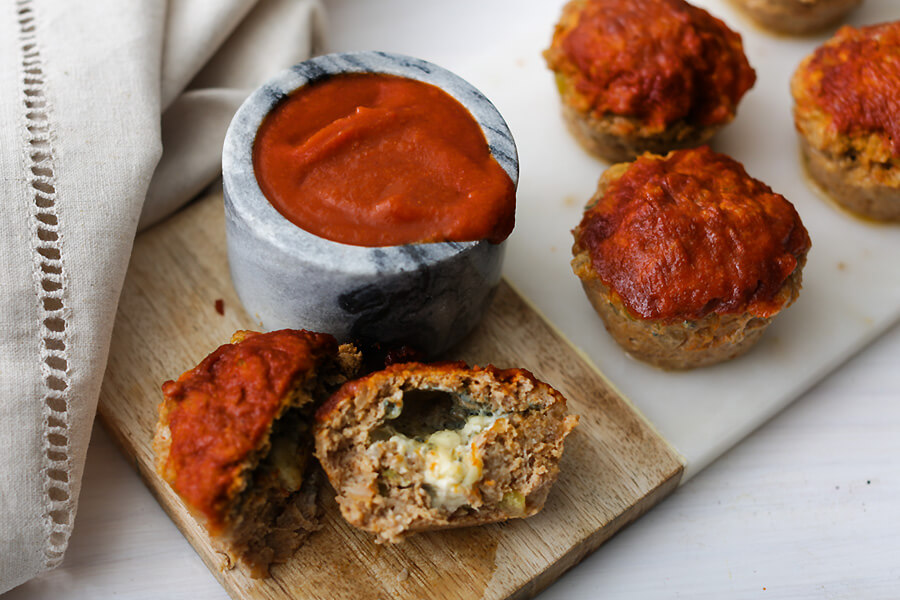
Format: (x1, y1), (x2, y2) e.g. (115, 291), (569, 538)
(17, 0), (74, 569)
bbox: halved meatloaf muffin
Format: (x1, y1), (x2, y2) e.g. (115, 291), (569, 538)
(572, 147), (811, 369)
(792, 21), (900, 221)
(154, 329), (360, 576)
(544, 0), (756, 162)
(314, 362), (578, 543)
(733, 0), (862, 35)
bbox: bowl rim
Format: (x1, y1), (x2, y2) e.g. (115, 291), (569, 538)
(222, 50), (519, 273)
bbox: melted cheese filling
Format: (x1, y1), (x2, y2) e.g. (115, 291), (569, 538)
(268, 432), (305, 492)
(388, 414), (505, 512)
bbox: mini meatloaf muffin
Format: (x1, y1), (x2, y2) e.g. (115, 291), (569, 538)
(732, 0), (862, 35)
(572, 147), (811, 369)
(154, 329), (360, 577)
(544, 0), (756, 162)
(792, 21), (900, 221)
(314, 362), (578, 543)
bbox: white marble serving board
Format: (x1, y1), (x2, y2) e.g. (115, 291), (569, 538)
(452, 0), (900, 479)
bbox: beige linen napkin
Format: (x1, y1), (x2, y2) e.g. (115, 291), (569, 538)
(0, 0), (322, 592)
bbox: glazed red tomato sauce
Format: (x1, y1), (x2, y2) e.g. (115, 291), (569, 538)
(253, 73), (516, 247)
(577, 147), (810, 321)
(806, 22), (900, 157)
(161, 330), (336, 531)
(552, 0), (755, 129)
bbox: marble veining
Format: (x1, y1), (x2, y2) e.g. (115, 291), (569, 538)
(222, 51), (518, 356)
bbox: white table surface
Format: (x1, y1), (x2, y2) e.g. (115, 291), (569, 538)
(6, 1), (900, 598)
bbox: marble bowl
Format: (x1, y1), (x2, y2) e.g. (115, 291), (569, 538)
(222, 51), (518, 357)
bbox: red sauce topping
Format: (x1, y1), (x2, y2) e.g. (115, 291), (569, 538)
(546, 0), (756, 129)
(803, 22), (900, 157)
(160, 329), (336, 530)
(253, 73), (516, 247)
(575, 147), (810, 321)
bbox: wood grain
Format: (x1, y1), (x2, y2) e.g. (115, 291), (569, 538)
(97, 191), (684, 600)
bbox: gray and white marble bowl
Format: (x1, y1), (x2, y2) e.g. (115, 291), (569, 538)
(222, 51), (518, 357)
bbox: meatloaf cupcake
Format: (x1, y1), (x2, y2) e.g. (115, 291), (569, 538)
(154, 329), (360, 576)
(732, 0), (862, 35)
(571, 147), (811, 369)
(314, 362), (578, 543)
(544, 0), (756, 162)
(792, 21), (900, 222)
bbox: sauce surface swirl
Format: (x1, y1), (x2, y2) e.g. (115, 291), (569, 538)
(253, 73), (516, 247)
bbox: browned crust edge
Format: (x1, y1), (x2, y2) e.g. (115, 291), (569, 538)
(572, 261), (803, 369)
(561, 103), (721, 164)
(799, 136), (900, 222)
(731, 0), (863, 35)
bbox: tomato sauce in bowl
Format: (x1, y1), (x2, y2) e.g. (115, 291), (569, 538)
(254, 73), (515, 247)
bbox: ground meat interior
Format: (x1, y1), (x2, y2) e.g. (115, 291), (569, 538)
(222, 346), (361, 576)
(315, 363), (578, 542)
(223, 407), (320, 577)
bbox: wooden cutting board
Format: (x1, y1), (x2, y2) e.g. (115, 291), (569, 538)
(97, 191), (683, 600)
